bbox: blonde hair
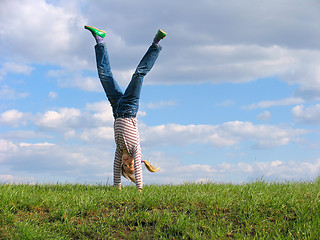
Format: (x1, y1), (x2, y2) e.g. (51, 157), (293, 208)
(121, 161), (160, 183)
(143, 160), (160, 172)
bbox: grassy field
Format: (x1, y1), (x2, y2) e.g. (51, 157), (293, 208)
(0, 179), (319, 239)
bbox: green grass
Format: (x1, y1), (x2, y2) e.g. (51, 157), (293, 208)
(0, 179), (319, 239)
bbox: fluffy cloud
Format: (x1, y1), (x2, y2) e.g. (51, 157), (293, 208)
(85, 101), (114, 123)
(79, 127), (114, 142)
(0, 109), (27, 127)
(244, 97), (305, 110)
(157, 44), (297, 84)
(0, 139), (18, 154)
(0, 0), (88, 70)
(2, 104), (306, 149)
(292, 104), (320, 124)
(257, 111), (272, 122)
(0, 62), (33, 81)
(154, 42), (320, 91)
(0, 139), (113, 183)
(35, 108), (82, 130)
(34, 102), (113, 132)
(0, 85), (29, 100)
(0, 101), (313, 184)
(0, 121), (317, 185)
(142, 152), (320, 184)
(252, 159), (320, 181)
(140, 121), (307, 149)
(146, 100), (176, 109)
(0, 131), (51, 142)
(48, 91), (58, 99)
(1, 0), (320, 92)
(47, 70), (102, 92)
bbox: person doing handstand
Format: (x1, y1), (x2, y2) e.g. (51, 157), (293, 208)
(85, 25), (166, 192)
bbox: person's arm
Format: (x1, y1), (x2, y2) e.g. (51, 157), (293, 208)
(133, 146), (143, 190)
(113, 149), (122, 189)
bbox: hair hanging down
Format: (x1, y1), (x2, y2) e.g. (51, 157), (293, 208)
(121, 165), (136, 183)
(121, 161), (160, 183)
(143, 160), (160, 172)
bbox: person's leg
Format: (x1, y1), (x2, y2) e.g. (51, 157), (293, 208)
(85, 25), (123, 110)
(119, 30), (167, 117)
(118, 43), (162, 117)
(95, 43), (123, 108)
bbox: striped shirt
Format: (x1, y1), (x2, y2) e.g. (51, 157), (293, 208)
(113, 117), (143, 189)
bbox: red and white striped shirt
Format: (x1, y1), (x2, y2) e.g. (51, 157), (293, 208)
(113, 117), (143, 189)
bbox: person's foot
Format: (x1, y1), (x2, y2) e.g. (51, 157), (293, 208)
(153, 29), (167, 45)
(156, 29), (167, 39)
(84, 25), (106, 38)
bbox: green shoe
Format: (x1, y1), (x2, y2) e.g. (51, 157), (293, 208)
(156, 29), (167, 40)
(84, 25), (106, 38)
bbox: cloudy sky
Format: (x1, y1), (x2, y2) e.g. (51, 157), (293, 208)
(1, 0), (320, 185)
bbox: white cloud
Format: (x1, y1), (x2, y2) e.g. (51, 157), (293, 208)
(0, 102), (312, 184)
(0, 130), (51, 141)
(35, 108), (82, 130)
(19, 142), (55, 147)
(282, 50), (320, 100)
(237, 162), (254, 173)
(0, 62), (33, 81)
(0, 139), (114, 183)
(85, 101), (109, 112)
(144, 152), (320, 184)
(0, 139), (18, 153)
(1, 103), (113, 135)
(49, 91), (58, 99)
(47, 69), (102, 92)
(1, 62), (33, 75)
(85, 101), (114, 123)
(113, 69), (137, 87)
(152, 44), (298, 84)
(1, 0), (320, 100)
(253, 159), (320, 180)
(257, 111), (272, 122)
(292, 104), (320, 124)
(140, 121), (307, 149)
(0, 126), (317, 185)
(33, 103), (114, 134)
(146, 100), (176, 109)
(58, 75), (102, 92)
(79, 127), (114, 142)
(176, 164), (216, 174)
(216, 100), (235, 107)
(0, 109), (26, 127)
(0, 0), (88, 70)
(244, 97), (305, 110)
(0, 85), (29, 100)
(0, 174), (34, 184)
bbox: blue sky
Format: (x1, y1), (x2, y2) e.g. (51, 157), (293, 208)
(1, 0), (320, 185)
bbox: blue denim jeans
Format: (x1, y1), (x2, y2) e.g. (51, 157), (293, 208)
(95, 43), (162, 118)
